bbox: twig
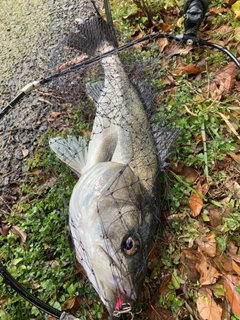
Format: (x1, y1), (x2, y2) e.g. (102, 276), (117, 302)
(201, 121), (209, 181)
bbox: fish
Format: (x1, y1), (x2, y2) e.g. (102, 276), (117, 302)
(49, 16), (175, 317)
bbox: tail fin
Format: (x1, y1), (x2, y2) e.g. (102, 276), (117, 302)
(67, 16), (116, 56)
(49, 136), (88, 177)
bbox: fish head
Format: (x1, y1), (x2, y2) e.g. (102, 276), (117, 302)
(70, 162), (156, 316)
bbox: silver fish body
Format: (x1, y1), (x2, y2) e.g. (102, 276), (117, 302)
(50, 17), (161, 316)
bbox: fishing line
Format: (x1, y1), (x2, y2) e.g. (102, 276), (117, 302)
(0, 32), (239, 121)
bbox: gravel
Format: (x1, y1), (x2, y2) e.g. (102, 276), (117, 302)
(0, 0), (101, 214)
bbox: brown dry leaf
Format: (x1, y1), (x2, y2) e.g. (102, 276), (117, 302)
(155, 22), (172, 32)
(227, 240), (238, 255)
(218, 112), (240, 140)
(130, 25), (144, 42)
(189, 181), (203, 217)
(11, 225), (27, 243)
(229, 152), (240, 164)
(202, 182), (210, 196)
(203, 58), (240, 99)
(212, 24), (233, 33)
(214, 252), (234, 274)
(50, 111), (62, 118)
(165, 43), (192, 57)
(147, 242), (159, 271)
(56, 54), (89, 72)
(196, 253), (221, 285)
(219, 194), (232, 205)
(147, 304), (174, 320)
(197, 287), (222, 320)
(207, 205), (222, 227)
(180, 249), (200, 281)
(81, 129), (92, 137)
(0, 224), (11, 236)
(0, 296), (9, 308)
(232, 260), (240, 276)
(229, 253), (240, 263)
(156, 37), (169, 53)
(170, 163), (198, 181)
(21, 149), (29, 158)
(225, 0), (238, 5)
(173, 63), (204, 76)
(224, 274), (240, 315)
(62, 297), (77, 310)
(196, 233), (217, 257)
(158, 274), (172, 296)
(209, 6), (228, 13)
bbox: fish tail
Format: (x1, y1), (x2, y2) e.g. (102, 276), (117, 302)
(49, 136), (88, 176)
(67, 16), (116, 56)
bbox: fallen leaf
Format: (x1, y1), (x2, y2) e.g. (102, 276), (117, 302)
(212, 24), (233, 33)
(47, 316), (58, 320)
(229, 253), (240, 264)
(232, 260), (240, 276)
(56, 54), (89, 72)
(165, 43), (192, 57)
(21, 149), (29, 158)
(173, 63), (204, 76)
(50, 111), (62, 118)
(156, 37), (169, 53)
(170, 163), (198, 181)
(224, 274), (240, 315)
(209, 7), (228, 13)
(147, 304), (174, 320)
(197, 287), (222, 320)
(189, 181), (203, 217)
(227, 240), (238, 255)
(225, 0), (238, 5)
(214, 252), (234, 273)
(219, 194), (232, 205)
(180, 249), (200, 281)
(196, 253), (221, 285)
(0, 224), (11, 236)
(196, 233), (217, 257)
(11, 225), (27, 243)
(202, 182), (210, 196)
(155, 22), (172, 32)
(218, 112), (240, 140)
(81, 129), (92, 137)
(229, 152), (240, 164)
(207, 205), (222, 227)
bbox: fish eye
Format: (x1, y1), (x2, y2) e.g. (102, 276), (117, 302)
(122, 236), (139, 256)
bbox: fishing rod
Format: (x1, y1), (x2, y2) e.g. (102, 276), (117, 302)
(0, 260), (80, 320)
(0, 31), (239, 121)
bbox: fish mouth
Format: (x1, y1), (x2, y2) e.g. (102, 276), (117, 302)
(98, 246), (137, 315)
(113, 297), (134, 319)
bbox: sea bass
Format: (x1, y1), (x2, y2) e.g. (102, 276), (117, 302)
(50, 17), (162, 317)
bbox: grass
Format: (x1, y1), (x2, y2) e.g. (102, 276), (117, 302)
(0, 0), (240, 319)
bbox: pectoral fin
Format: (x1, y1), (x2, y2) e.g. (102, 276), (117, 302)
(49, 136), (88, 176)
